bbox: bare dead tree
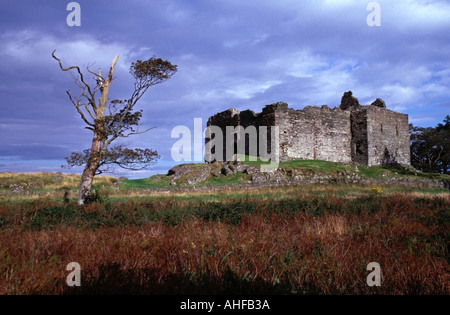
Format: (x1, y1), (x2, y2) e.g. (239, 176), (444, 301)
(52, 50), (177, 204)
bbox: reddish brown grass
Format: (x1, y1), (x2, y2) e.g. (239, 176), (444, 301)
(0, 193), (448, 295)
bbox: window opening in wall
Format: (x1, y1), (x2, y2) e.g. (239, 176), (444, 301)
(396, 126), (399, 136)
(380, 124), (383, 132)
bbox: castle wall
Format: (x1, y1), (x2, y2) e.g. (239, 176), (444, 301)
(205, 106), (276, 161)
(275, 105), (352, 163)
(366, 106), (411, 166)
(205, 108), (240, 162)
(205, 94), (411, 167)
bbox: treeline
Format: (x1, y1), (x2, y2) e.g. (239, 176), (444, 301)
(410, 115), (449, 175)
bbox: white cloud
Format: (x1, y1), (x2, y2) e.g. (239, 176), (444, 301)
(224, 34), (269, 48)
(0, 30), (133, 73)
(383, 0), (450, 29)
(225, 79), (282, 100)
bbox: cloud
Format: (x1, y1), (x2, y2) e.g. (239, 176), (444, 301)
(0, 143), (71, 161)
(383, 0), (450, 30)
(1, 0), (449, 177)
(0, 30), (133, 74)
(409, 115), (440, 126)
(437, 102), (450, 108)
(224, 79), (282, 100)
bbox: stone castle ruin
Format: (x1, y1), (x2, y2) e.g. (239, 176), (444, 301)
(205, 91), (411, 167)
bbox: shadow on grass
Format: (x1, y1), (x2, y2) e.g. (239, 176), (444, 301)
(60, 263), (294, 295)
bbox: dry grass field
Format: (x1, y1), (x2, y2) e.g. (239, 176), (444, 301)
(0, 171), (448, 295)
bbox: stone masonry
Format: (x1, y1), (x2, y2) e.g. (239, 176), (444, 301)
(205, 91), (411, 167)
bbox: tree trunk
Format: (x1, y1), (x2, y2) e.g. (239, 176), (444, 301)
(75, 54), (119, 205)
(77, 128), (103, 205)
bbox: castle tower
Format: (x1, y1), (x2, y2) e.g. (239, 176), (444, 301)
(340, 91), (411, 167)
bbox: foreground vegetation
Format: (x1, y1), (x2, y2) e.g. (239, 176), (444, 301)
(0, 184), (448, 294)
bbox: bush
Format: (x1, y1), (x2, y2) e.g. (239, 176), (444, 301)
(159, 209), (184, 227)
(84, 186), (108, 204)
(28, 205), (77, 230)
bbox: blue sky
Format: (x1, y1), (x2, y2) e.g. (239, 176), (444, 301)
(0, 0), (449, 178)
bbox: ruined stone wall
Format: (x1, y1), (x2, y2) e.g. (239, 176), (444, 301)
(205, 92), (411, 167)
(206, 104), (280, 161)
(205, 108), (240, 162)
(365, 106), (411, 166)
(313, 107), (352, 164)
(275, 105), (351, 163)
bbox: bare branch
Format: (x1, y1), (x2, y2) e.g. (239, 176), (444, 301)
(87, 66), (105, 92)
(66, 90), (95, 127)
(52, 49), (98, 111)
(84, 104), (96, 121)
(118, 126), (157, 138)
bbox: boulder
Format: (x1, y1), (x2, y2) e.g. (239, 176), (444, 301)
(221, 164), (234, 176)
(187, 166), (211, 185)
(251, 172), (267, 183)
(167, 163), (212, 185)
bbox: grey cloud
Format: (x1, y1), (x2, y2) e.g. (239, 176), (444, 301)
(0, 143), (71, 161)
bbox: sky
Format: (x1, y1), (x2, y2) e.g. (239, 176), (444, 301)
(0, 0), (449, 178)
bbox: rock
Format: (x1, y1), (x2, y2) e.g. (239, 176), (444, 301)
(251, 173), (267, 183)
(233, 162), (249, 172)
(243, 166), (259, 175)
(167, 163), (212, 185)
(212, 170), (222, 177)
(221, 165), (234, 176)
(187, 166), (211, 185)
(266, 171), (288, 183)
(10, 184), (24, 194)
(167, 164), (191, 178)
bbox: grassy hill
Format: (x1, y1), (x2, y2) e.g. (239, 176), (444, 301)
(0, 160), (448, 202)
(123, 159), (450, 189)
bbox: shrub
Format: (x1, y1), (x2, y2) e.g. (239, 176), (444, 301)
(83, 187), (107, 204)
(28, 205), (77, 230)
